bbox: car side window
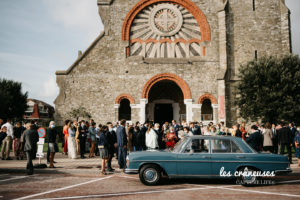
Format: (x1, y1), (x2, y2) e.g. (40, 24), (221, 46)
(184, 139), (210, 153)
(211, 139), (242, 153)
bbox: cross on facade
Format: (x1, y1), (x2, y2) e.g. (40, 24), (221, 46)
(155, 9), (177, 32)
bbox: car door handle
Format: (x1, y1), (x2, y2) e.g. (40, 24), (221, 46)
(236, 156), (245, 159)
(202, 156), (211, 159)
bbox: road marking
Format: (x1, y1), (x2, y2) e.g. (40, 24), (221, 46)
(0, 176), (27, 183)
(34, 185), (235, 200)
(117, 175), (139, 180)
(277, 179), (300, 184)
(14, 176), (112, 200)
(219, 187), (300, 198)
(0, 174), (9, 178)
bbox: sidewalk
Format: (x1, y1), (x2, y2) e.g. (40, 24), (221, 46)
(0, 153), (300, 175)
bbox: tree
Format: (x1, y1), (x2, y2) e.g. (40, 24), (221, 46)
(0, 79), (28, 120)
(235, 54), (300, 124)
(67, 106), (92, 121)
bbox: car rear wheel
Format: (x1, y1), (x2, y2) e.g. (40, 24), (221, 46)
(237, 167), (259, 186)
(139, 164), (161, 186)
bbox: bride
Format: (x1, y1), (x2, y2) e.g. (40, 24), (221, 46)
(68, 121), (78, 159)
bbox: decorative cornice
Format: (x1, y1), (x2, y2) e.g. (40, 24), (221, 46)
(141, 73), (192, 99)
(115, 94), (135, 104)
(121, 0), (211, 42)
(198, 93), (218, 104)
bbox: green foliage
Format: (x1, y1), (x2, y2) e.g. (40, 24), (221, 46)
(67, 106), (92, 121)
(0, 78), (28, 120)
(235, 55), (300, 124)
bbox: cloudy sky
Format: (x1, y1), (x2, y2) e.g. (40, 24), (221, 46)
(0, 0), (299, 106)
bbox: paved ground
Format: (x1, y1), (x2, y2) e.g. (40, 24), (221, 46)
(0, 153), (300, 200)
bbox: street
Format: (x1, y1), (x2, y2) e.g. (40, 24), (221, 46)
(0, 155), (300, 200)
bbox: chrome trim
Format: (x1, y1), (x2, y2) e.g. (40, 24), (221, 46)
(131, 160), (289, 164)
(124, 169), (139, 174)
(275, 168), (292, 174)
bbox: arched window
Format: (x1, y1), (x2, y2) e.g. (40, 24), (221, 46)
(119, 99), (131, 120)
(201, 99), (213, 121)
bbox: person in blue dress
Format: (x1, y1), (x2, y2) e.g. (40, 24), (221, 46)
(294, 125), (300, 166)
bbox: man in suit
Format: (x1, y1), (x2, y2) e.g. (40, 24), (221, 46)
(116, 119), (128, 169)
(172, 120), (180, 137)
(190, 122), (201, 135)
(22, 123), (39, 175)
(246, 125), (261, 152)
(272, 124), (278, 154)
(278, 122), (293, 163)
(106, 122), (117, 171)
(78, 121), (88, 159)
(139, 121), (148, 150)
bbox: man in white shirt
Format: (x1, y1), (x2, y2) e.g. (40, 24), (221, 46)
(1, 119), (14, 160)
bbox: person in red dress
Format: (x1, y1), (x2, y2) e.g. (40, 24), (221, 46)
(166, 127), (178, 149)
(63, 120), (70, 155)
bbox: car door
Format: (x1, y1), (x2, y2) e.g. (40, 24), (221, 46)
(210, 138), (245, 177)
(177, 138), (212, 177)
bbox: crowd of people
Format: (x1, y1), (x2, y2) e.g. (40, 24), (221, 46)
(1, 118), (300, 175)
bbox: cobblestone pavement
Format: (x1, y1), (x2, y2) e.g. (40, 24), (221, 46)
(0, 154), (299, 200)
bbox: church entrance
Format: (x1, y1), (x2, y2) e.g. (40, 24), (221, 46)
(146, 80), (186, 124)
(154, 104), (173, 125)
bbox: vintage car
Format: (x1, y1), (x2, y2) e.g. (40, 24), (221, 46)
(125, 136), (292, 186)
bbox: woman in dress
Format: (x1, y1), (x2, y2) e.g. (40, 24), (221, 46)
(294, 126), (300, 166)
(98, 125), (109, 175)
(68, 121), (77, 159)
(88, 122), (97, 158)
(145, 124), (158, 150)
(263, 122), (273, 153)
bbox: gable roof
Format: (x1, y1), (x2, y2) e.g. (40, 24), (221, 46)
(56, 31), (105, 75)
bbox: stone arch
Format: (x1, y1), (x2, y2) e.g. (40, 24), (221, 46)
(121, 0), (211, 42)
(115, 94), (135, 104)
(141, 73), (192, 99)
(198, 93), (217, 104)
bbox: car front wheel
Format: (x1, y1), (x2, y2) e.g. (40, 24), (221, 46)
(237, 167), (259, 186)
(139, 164), (161, 186)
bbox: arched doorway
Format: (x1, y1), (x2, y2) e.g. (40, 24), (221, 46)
(119, 99), (131, 120)
(146, 80), (186, 124)
(201, 99), (213, 121)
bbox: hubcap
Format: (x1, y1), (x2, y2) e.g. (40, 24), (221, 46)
(144, 168), (158, 183)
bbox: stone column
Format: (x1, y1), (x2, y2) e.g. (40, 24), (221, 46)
(139, 99), (148, 124)
(212, 104), (219, 125)
(184, 99), (193, 123)
(172, 103), (180, 122)
(114, 104), (120, 122)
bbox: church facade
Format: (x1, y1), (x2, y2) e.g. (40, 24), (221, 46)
(55, 0), (291, 125)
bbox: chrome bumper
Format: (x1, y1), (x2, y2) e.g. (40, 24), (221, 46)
(124, 168), (139, 174)
(275, 168), (292, 175)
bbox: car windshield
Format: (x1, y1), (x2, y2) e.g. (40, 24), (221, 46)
(172, 137), (188, 153)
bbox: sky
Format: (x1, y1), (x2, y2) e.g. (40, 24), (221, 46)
(0, 0), (299, 107)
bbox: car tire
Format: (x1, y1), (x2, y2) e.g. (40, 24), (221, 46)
(139, 164), (162, 186)
(237, 167), (259, 186)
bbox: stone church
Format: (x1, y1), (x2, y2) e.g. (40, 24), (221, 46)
(55, 0), (291, 126)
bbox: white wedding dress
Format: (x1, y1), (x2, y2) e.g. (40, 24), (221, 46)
(68, 128), (77, 159)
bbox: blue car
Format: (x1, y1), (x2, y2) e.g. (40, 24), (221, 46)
(125, 136), (291, 186)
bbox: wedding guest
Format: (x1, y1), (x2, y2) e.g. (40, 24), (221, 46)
(22, 123), (39, 175)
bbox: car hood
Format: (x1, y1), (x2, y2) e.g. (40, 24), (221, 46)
(128, 150), (175, 161)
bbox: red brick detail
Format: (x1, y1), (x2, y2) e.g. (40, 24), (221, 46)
(122, 0), (211, 42)
(115, 94), (135, 104)
(198, 93), (217, 104)
(188, 38), (202, 44)
(203, 46), (206, 56)
(142, 73), (192, 99)
(31, 104), (40, 118)
(174, 38), (187, 44)
(131, 38), (144, 44)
